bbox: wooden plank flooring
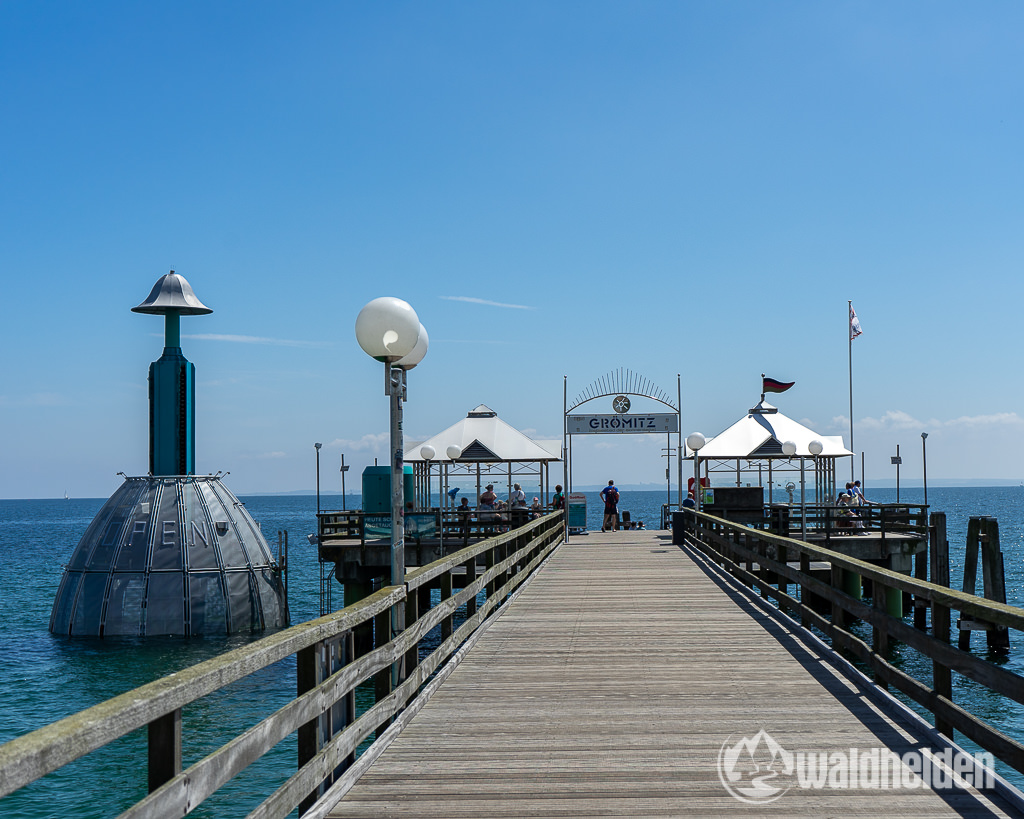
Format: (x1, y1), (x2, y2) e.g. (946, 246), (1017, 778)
(327, 531), (1021, 818)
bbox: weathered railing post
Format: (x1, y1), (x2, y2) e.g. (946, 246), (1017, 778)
(297, 643), (320, 815)
(148, 709), (181, 794)
(440, 566), (454, 642)
(405, 584), (420, 679)
(374, 604), (392, 734)
(873, 577), (889, 689)
(776, 538), (788, 601)
(799, 551), (811, 628)
(465, 554), (478, 617)
(930, 512), (953, 737)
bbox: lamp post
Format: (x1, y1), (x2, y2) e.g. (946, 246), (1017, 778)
(892, 445), (902, 503)
(921, 433), (929, 508)
(356, 297), (428, 687)
(340, 453), (349, 511)
(783, 441), (806, 540)
(421, 445), (437, 553)
(808, 438), (823, 517)
(314, 442), (322, 515)
(686, 432), (706, 512)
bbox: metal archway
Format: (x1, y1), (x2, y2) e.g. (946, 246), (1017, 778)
(562, 369), (682, 537)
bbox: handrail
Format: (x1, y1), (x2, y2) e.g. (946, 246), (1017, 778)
(0, 512), (565, 817)
(684, 508), (1024, 775)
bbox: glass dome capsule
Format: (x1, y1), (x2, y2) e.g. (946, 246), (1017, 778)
(50, 475), (288, 637)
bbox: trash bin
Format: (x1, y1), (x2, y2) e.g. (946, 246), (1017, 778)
(672, 511), (688, 545)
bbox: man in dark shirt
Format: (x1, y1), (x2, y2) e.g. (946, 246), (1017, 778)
(600, 480), (619, 532)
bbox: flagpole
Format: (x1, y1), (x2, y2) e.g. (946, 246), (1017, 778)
(848, 300), (855, 482)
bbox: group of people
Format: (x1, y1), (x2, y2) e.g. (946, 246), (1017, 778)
(836, 480), (870, 531)
(455, 483), (561, 535)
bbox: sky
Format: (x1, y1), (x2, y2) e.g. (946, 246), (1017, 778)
(3, 1), (1024, 499)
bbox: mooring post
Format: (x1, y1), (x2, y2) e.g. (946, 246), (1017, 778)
(929, 512), (953, 737)
(959, 516), (1010, 653)
(914, 540), (928, 630)
(959, 518), (981, 650)
(980, 517), (1010, 653)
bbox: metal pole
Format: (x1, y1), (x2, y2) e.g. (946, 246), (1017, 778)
(563, 375), (569, 543)
(315, 443), (322, 515)
(388, 364), (405, 686)
(896, 443), (901, 503)
(693, 455), (701, 513)
(800, 456), (806, 541)
(922, 433), (929, 507)
(848, 299), (855, 482)
(340, 453), (348, 511)
(677, 374), (683, 510)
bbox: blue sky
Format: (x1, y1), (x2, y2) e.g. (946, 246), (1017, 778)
(3, 1), (1023, 499)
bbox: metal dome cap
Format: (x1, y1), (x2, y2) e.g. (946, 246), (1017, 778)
(131, 270), (213, 316)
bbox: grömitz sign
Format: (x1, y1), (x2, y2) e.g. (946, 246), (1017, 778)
(567, 413), (678, 434)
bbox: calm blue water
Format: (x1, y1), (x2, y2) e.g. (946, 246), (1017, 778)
(1, 487), (1023, 814)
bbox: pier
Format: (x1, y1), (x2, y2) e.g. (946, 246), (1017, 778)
(3, 511), (1024, 816)
(322, 527), (1021, 817)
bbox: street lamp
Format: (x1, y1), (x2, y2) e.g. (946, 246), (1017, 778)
(355, 297), (427, 686)
(420, 445), (435, 508)
(686, 432), (706, 512)
(808, 439), (823, 509)
(314, 442), (322, 515)
(921, 432), (929, 507)
(783, 440), (806, 540)
(340, 453), (349, 511)
(445, 444), (462, 517)
(420, 444), (437, 553)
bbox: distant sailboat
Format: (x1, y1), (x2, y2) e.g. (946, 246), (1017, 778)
(64, 490), (69, 500)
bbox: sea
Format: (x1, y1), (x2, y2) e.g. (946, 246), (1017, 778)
(1, 486), (1023, 816)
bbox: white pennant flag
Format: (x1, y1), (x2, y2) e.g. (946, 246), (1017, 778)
(850, 304), (863, 340)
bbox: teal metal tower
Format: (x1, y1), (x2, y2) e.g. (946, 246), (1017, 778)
(131, 271), (212, 475)
(50, 271), (289, 637)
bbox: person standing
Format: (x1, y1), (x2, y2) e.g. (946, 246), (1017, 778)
(600, 480), (619, 532)
(852, 480), (871, 505)
(552, 485), (565, 510)
(509, 483), (527, 508)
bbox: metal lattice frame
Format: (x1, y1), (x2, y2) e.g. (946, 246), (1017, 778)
(567, 367), (677, 413)
(563, 370), (683, 536)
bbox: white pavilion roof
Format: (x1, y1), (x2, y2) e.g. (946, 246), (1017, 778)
(695, 400), (852, 459)
(407, 405), (561, 463)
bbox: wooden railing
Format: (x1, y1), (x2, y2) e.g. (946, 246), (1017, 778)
(684, 508), (1024, 775)
(317, 507), (557, 546)
(0, 513), (564, 817)
(795, 503), (929, 540)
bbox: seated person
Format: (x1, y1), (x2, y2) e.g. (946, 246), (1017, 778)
(529, 497), (543, 519)
(457, 496), (472, 535)
(836, 493), (864, 530)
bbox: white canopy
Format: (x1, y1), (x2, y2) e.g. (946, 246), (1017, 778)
(407, 405), (561, 463)
(695, 400), (851, 459)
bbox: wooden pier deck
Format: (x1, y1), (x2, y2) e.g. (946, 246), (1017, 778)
(325, 530), (1021, 818)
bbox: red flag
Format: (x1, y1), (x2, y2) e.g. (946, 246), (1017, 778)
(762, 376), (795, 394)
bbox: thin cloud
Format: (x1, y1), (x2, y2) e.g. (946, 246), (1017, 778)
(441, 296), (535, 310)
(832, 410), (1024, 432)
(327, 433), (389, 452)
(176, 333), (331, 349)
(0, 392), (70, 407)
